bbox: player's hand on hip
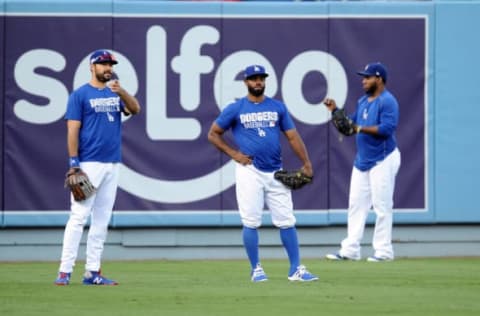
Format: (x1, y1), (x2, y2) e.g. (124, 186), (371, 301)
(323, 98), (337, 112)
(233, 151), (253, 165)
(301, 162), (313, 177)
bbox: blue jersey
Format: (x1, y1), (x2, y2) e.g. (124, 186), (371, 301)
(351, 89), (399, 171)
(216, 96), (295, 172)
(64, 83), (125, 163)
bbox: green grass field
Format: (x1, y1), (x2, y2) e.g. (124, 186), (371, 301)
(1, 258), (479, 316)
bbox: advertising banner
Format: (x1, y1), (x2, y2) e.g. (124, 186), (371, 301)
(3, 14), (426, 216)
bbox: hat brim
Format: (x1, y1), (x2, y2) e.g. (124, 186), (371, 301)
(356, 71), (375, 77)
(93, 60), (118, 65)
(245, 73), (269, 79)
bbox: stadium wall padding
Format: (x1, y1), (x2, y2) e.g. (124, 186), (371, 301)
(0, 0), (478, 227)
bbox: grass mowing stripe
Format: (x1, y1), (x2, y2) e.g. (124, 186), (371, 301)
(1, 258), (479, 316)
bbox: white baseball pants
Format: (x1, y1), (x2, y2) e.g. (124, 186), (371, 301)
(59, 162), (119, 273)
(339, 148), (401, 260)
(235, 163), (296, 229)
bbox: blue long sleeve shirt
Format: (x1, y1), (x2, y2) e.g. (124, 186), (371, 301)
(350, 89), (399, 171)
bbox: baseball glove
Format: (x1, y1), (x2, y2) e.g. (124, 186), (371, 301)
(64, 168), (96, 201)
(331, 109), (356, 136)
(274, 169), (313, 190)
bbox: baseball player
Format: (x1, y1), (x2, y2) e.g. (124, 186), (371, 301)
(324, 62), (401, 262)
(54, 50), (141, 285)
(208, 65), (318, 282)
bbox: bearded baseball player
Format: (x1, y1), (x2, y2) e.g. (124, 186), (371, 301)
(324, 62), (401, 262)
(54, 50), (141, 285)
(208, 65), (318, 282)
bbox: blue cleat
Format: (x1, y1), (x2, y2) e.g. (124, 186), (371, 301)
(82, 270), (118, 285)
(251, 264), (268, 282)
(54, 272), (71, 285)
(288, 265), (319, 282)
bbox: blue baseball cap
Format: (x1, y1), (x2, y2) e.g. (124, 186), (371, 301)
(244, 65), (269, 79)
(90, 50), (118, 65)
(357, 62), (387, 82)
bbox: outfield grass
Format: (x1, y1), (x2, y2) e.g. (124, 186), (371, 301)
(1, 258), (479, 316)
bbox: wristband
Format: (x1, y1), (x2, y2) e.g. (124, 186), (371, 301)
(69, 157), (80, 168)
(356, 125), (362, 134)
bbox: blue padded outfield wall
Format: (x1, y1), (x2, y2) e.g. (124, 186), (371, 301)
(0, 0), (478, 227)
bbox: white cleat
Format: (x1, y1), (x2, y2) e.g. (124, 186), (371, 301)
(251, 264), (268, 282)
(288, 265), (319, 282)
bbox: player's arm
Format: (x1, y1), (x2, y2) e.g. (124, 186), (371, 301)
(324, 97), (378, 135)
(375, 100), (398, 136)
(356, 101), (397, 136)
(109, 80), (141, 115)
(65, 119), (95, 201)
(283, 129), (313, 177)
(66, 119), (81, 169)
(207, 122), (252, 165)
(355, 125), (379, 135)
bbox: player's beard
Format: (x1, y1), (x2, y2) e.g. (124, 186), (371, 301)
(248, 85), (265, 97)
(365, 81), (378, 95)
(95, 71), (112, 83)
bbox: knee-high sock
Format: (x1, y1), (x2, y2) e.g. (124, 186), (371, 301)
(280, 227), (300, 276)
(242, 226), (259, 269)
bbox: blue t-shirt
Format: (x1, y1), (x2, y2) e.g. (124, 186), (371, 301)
(215, 96), (295, 172)
(64, 83), (125, 162)
(350, 89), (399, 171)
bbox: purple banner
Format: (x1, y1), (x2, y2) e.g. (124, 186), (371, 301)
(4, 16), (425, 211)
